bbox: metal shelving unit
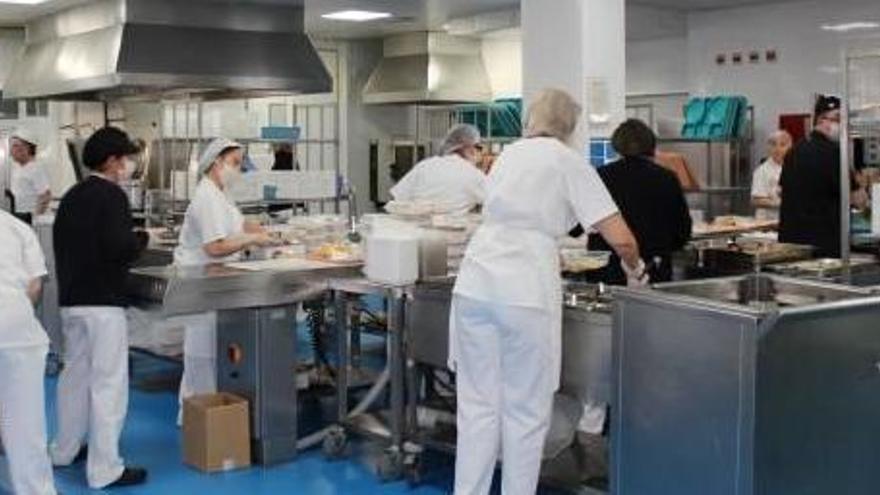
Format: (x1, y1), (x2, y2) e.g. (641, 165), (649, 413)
(842, 44), (880, 269)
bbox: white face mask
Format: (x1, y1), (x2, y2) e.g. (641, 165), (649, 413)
(123, 158), (137, 181)
(826, 122), (841, 142)
(218, 161), (242, 188)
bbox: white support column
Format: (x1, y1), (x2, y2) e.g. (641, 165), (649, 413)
(521, 0), (626, 152)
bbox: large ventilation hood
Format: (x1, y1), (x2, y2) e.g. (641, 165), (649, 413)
(3, 0), (331, 101)
(363, 32), (492, 105)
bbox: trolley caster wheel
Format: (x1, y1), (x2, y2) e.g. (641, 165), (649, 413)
(322, 427), (348, 459)
(405, 454), (424, 486)
(377, 449), (404, 482)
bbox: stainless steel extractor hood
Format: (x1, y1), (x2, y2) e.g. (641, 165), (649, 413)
(363, 32), (492, 105)
(3, 0), (331, 101)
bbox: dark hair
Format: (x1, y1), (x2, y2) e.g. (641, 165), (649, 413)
(82, 127), (140, 170)
(611, 119), (657, 158)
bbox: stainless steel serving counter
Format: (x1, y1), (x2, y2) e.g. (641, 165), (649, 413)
(405, 277), (613, 493)
(612, 274), (880, 495)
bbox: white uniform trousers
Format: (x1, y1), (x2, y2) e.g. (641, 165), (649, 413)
(0, 345), (56, 495)
(176, 312), (217, 425)
(50, 307), (128, 489)
(452, 295), (556, 495)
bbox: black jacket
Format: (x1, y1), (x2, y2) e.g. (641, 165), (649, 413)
(585, 156), (692, 285)
(54, 176), (147, 307)
(779, 132), (852, 258)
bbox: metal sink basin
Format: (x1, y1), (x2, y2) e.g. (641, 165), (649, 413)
(653, 274), (865, 310)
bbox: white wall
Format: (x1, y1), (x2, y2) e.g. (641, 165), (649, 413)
(627, 37), (689, 96)
(481, 29), (522, 100)
(687, 0), (880, 160)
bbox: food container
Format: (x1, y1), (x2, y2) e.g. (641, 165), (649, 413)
(560, 249), (611, 273)
(364, 221), (420, 285)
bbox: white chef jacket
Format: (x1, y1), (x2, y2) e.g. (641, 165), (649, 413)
(173, 178), (245, 266)
(390, 154), (487, 215)
(0, 210), (49, 349)
(751, 158), (783, 221)
(451, 137), (619, 385)
(9, 159), (50, 215)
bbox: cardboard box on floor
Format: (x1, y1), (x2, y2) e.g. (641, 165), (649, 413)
(182, 393), (251, 472)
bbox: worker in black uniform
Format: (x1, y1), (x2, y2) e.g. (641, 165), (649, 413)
(584, 119), (692, 285)
(779, 95), (862, 258)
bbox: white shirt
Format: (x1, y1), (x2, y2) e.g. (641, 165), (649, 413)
(174, 179), (245, 267)
(751, 158), (783, 221)
(390, 154), (487, 215)
(0, 210), (49, 349)
(9, 158), (50, 215)
(454, 137), (619, 310)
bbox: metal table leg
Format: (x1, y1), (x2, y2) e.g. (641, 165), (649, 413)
(387, 290), (405, 451)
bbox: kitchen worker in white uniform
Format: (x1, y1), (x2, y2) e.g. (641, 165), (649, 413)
(0, 209), (57, 495)
(7, 129), (51, 225)
(450, 88), (648, 495)
(751, 130), (792, 221)
(173, 138), (274, 422)
(390, 124), (487, 215)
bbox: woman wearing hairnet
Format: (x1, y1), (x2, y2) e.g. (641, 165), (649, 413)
(390, 124), (487, 215)
(172, 138), (275, 422)
(450, 89), (647, 495)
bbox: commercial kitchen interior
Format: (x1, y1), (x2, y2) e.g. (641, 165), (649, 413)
(2, 0), (880, 494)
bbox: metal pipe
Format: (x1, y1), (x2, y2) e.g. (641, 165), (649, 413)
(295, 367), (391, 451)
(841, 49), (852, 282)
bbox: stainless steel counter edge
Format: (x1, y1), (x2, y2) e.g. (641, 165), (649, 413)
(129, 263), (364, 316)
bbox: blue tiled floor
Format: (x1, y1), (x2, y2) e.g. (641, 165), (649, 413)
(44, 366), (453, 495)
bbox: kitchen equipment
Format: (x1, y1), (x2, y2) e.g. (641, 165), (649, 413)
(417, 228), (448, 280)
(699, 240), (813, 275)
(364, 222), (420, 286)
(612, 275), (880, 495)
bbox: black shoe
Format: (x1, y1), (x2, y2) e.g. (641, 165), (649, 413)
(73, 446), (88, 465)
(106, 467), (148, 488)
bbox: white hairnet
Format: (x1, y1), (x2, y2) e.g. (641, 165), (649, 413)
(11, 127), (41, 148)
(439, 124), (481, 156)
(524, 88), (582, 144)
(198, 137), (242, 176)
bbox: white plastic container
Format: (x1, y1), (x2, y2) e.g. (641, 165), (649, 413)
(364, 220), (420, 285)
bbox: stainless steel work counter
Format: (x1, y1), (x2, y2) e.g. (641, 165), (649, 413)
(127, 260), (362, 466)
(128, 261), (362, 316)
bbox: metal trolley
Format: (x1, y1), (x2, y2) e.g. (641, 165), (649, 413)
(323, 278), (420, 482)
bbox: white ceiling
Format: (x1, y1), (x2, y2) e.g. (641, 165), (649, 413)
(0, 0), (801, 31)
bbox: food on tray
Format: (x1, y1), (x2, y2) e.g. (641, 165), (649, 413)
(560, 249), (611, 273)
(308, 242), (361, 262)
(713, 215), (753, 227)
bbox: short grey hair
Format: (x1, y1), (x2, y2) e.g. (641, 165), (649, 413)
(439, 124), (481, 156)
(768, 130), (793, 145)
(524, 88), (582, 143)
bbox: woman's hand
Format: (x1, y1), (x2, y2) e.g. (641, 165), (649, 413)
(621, 258), (650, 288)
